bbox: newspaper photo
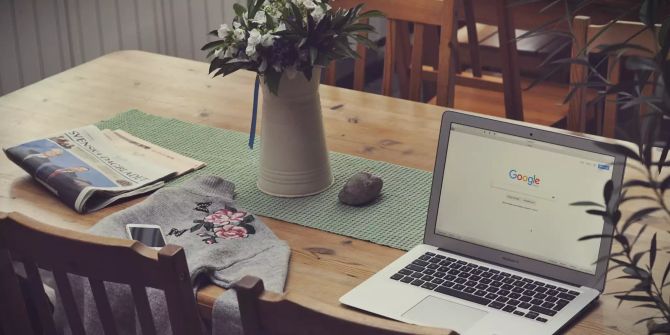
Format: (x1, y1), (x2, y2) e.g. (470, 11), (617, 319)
(3, 125), (204, 213)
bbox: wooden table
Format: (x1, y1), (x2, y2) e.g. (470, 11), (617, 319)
(0, 50), (665, 334)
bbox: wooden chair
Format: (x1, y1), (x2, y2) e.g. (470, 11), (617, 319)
(568, 16), (658, 137)
(326, 0), (457, 107)
(0, 212), (203, 335)
(234, 275), (457, 335)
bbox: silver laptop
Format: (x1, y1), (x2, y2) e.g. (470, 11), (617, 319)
(340, 111), (626, 335)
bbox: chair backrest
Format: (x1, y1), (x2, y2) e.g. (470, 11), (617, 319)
(0, 212), (203, 335)
(234, 275), (458, 335)
(568, 16), (658, 136)
(326, 0), (456, 107)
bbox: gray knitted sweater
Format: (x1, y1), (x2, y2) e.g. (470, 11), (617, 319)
(54, 176), (291, 334)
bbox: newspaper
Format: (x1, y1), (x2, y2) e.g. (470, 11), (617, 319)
(3, 125), (205, 213)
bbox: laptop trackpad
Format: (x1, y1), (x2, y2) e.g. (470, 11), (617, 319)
(402, 295), (487, 333)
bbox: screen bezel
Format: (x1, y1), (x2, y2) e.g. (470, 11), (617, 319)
(423, 110), (626, 292)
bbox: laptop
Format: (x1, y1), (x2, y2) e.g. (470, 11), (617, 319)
(340, 110), (626, 335)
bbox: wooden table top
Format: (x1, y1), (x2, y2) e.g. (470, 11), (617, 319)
(0, 50), (665, 334)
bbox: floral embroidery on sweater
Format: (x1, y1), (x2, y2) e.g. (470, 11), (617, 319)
(168, 202), (256, 244)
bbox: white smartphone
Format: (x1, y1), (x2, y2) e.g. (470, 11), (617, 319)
(125, 224), (167, 250)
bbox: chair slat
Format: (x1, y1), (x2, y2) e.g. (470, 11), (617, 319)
(352, 18), (369, 91)
(325, 63), (337, 86)
(382, 20), (397, 96)
(463, 0), (482, 77)
(409, 23), (426, 101)
(602, 54), (621, 137)
(88, 279), (119, 335)
(131, 285), (157, 335)
(23, 261), (58, 334)
(568, 16), (590, 132)
(394, 23), (411, 99)
(0, 250), (34, 335)
(435, 0), (457, 107)
(53, 269), (86, 335)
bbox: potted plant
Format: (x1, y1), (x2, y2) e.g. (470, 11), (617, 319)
(522, 0), (669, 332)
(202, 0), (382, 197)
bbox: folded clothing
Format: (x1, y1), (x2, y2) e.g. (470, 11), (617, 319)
(53, 175), (291, 335)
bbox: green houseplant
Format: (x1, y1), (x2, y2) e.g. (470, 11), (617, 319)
(521, 0), (669, 332)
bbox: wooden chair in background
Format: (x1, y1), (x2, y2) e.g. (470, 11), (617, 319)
(326, 0), (526, 122)
(0, 212), (203, 335)
(326, 0), (457, 107)
(568, 16), (658, 137)
(234, 275), (457, 335)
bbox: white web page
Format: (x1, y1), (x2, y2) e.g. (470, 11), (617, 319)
(435, 124), (614, 274)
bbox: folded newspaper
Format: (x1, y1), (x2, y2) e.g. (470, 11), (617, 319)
(3, 125), (205, 213)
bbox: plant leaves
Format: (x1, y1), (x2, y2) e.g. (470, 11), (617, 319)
(650, 232), (657, 269)
(578, 234), (613, 241)
(201, 40), (223, 51)
(614, 294), (655, 302)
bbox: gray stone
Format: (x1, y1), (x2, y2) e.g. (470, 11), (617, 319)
(338, 172), (383, 206)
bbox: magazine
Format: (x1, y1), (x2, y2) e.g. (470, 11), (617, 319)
(3, 125), (205, 213)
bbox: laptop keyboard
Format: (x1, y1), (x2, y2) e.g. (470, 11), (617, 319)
(391, 252), (582, 323)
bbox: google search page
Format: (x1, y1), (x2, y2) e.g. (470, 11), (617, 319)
(435, 124), (615, 274)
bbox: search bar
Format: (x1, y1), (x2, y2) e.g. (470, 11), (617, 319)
(490, 182), (557, 202)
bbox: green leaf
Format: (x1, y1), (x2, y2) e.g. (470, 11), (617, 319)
(603, 179), (614, 205)
(586, 209), (607, 217)
(201, 40), (223, 51)
(578, 234), (613, 241)
(614, 294), (655, 302)
(208, 57), (225, 74)
(661, 260), (670, 286)
(621, 207), (661, 234)
(234, 3), (247, 18)
(357, 9), (385, 20)
(570, 201), (604, 207)
(650, 232), (657, 269)
(263, 69), (281, 95)
(648, 322), (670, 334)
(208, 29), (219, 37)
(343, 23), (375, 33)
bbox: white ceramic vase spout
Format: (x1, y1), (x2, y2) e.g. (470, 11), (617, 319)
(257, 67), (333, 197)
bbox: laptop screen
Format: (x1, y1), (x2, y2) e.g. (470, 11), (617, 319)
(435, 123), (615, 275)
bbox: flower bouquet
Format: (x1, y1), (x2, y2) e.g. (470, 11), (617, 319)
(202, 0), (383, 198)
(202, 0), (382, 94)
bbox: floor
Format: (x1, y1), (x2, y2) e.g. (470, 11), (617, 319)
(450, 78), (569, 127)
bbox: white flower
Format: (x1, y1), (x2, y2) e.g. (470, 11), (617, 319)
(213, 48), (222, 58)
(303, 0), (317, 9)
(234, 28), (246, 41)
(260, 32), (275, 47)
(275, 22), (286, 32)
(245, 44), (258, 59)
(217, 24), (230, 38)
(311, 6), (325, 22)
(233, 21), (241, 29)
(252, 10), (266, 24)
(224, 45), (238, 58)
(247, 29), (262, 47)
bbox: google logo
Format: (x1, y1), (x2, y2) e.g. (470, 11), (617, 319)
(509, 169), (541, 186)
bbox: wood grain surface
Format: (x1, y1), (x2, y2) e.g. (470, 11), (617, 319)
(0, 50), (666, 334)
